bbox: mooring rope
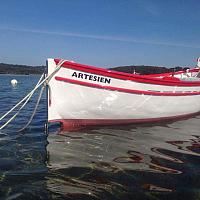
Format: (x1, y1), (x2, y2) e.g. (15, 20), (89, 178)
(0, 73), (45, 130)
(0, 72), (45, 122)
(17, 84), (46, 132)
(0, 59), (66, 130)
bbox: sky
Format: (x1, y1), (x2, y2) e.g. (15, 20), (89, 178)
(0, 0), (200, 68)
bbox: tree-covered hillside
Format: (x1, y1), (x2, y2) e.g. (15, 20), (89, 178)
(0, 63), (45, 74)
(0, 62), (189, 75)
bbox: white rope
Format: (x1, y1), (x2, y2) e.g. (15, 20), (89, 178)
(18, 84), (45, 132)
(0, 59), (66, 130)
(0, 73), (45, 121)
(0, 73), (45, 130)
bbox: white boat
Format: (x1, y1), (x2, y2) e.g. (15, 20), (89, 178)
(47, 58), (200, 130)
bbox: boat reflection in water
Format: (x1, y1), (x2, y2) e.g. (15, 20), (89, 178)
(46, 115), (200, 199)
(167, 136), (200, 155)
(113, 149), (182, 174)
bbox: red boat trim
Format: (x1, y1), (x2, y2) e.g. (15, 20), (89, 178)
(55, 76), (200, 96)
(54, 59), (200, 87)
(144, 68), (199, 78)
(49, 111), (200, 131)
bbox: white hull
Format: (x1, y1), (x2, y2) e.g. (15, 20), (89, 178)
(47, 59), (200, 130)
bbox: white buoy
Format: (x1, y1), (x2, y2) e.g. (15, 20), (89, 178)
(11, 79), (18, 87)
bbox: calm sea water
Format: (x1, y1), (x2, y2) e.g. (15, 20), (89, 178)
(0, 74), (200, 200)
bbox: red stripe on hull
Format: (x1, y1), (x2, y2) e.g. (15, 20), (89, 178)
(55, 76), (200, 96)
(49, 112), (200, 131)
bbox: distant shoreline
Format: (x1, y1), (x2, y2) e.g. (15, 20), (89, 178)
(110, 65), (189, 75)
(0, 63), (45, 75)
(0, 62), (189, 75)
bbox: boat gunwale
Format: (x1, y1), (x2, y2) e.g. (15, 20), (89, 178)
(143, 68), (199, 77)
(54, 59), (200, 87)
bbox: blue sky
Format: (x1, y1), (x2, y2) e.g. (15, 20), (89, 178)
(0, 0), (200, 68)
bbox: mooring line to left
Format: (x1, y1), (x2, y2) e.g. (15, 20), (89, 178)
(17, 84), (45, 132)
(0, 72), (45, 122)
(0, 59), (66, 130)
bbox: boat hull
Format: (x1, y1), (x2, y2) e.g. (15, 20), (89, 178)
(47, 59), (200, 130)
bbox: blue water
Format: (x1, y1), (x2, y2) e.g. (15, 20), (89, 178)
(0, 74), (200, 200)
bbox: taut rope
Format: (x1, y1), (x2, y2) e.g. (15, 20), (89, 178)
(0, 59), (66, 130)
